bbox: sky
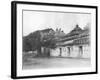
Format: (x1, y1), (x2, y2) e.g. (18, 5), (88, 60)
(23, 10), (91, 36)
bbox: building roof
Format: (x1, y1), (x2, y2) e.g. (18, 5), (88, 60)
(70, 24), (83, 33)
(40, 28), (54, 33)
(62, 24), (83, 38)
(56, 25), (90, 46)
(57, 25), (83, 42)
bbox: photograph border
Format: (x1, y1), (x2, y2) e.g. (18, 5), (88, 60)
(11, 1), (98, 79)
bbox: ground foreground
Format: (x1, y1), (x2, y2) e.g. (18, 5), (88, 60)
(23, 57), (91, 69)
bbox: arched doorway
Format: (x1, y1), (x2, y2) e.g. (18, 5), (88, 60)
(67, 47), (71, 56)
(59, 48), (62, 56)
(79, 46), (83, 57)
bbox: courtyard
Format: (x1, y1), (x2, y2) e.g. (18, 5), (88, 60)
(22, 56), (91, 69)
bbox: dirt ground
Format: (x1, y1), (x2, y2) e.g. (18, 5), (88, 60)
(22, 57), (91, 69)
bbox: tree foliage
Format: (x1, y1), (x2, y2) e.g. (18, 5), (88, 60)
(23, 31), (41, 52)
(23, 29), (57, 52)
(41, 34), (57, 49)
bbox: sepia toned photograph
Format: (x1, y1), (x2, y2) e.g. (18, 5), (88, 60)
(11, 1), (97, 79)
(22, 10), (91, 69)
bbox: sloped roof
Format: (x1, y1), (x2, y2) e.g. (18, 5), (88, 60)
(62, 24), (83, 38)
(69, 24), (83, 35)
(58, 25), (83, 41)
(56, 25), (90, 46)
(40, 28), (54, 33)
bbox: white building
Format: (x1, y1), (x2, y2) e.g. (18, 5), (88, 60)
(50, 25), (90, 58)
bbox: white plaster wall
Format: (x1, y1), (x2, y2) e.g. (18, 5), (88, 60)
(70, 46), (79, 57)
(61, 47), (69, 57)
(82, 45), (91, 58)
(50, 48), (60, 56)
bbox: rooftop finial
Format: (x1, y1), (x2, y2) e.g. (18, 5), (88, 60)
(76, 24), (79, 28)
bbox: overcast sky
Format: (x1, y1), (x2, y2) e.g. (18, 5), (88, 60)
(23, 11), (91, 36)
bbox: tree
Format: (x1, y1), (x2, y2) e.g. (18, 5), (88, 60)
(41, 32), (57, 49)
(23, 31), (41, 53)
(23, 37), (32, 52)
(23, 28), (57, 57)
